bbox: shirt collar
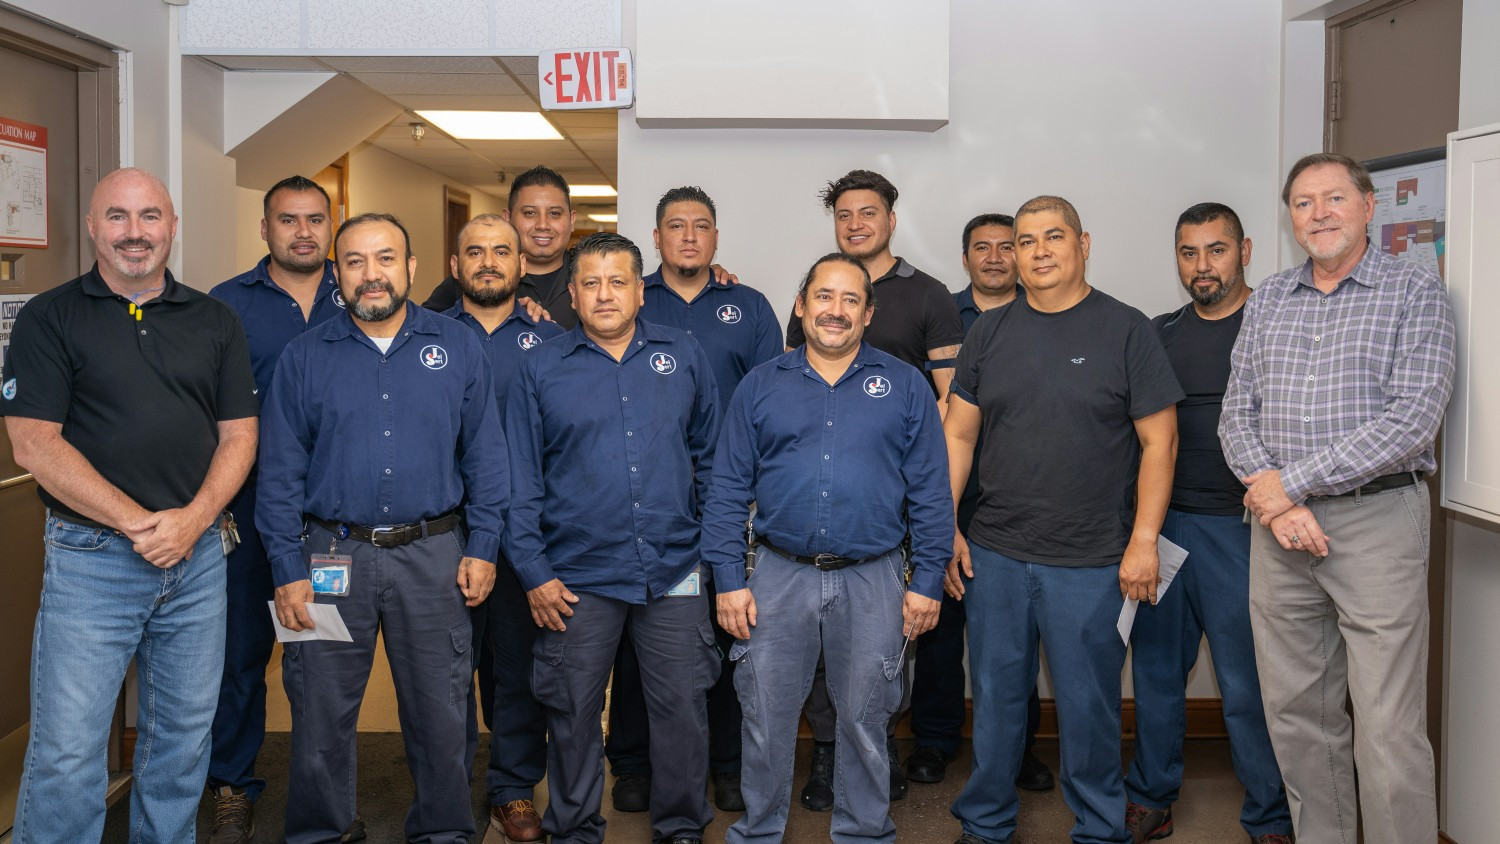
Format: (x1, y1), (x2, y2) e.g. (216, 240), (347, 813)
(239, 255), (340, 295)
(875, 257), (917, 284)
(81, 263), (191, 302)
(444, 298), (544, 331)
(320, 301), (438, 341)
(776, 341), (887, 371)
(644, 266), (732, 292)
(955, 285), (979, 314)
(558, 316), (672, 357)
(1296, 238), (1381, 291)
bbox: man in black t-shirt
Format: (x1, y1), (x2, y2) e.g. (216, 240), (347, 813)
(423, 165), (577, 326)
(789, 169), (967, 811)
(1, 168), (260, 843)
(945, 196), (1182, 844)
(1123, 204), (1292, 844)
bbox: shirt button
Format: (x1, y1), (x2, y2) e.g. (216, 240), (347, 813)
(823, 454), (830, 460)
(686, 330), (693, 335)
(631, 466), (638, 472)
(1307, 375), (1315, 381)
(384, 431), (391, 436)
(637, 537), (644, 543)
(384, 468), (392, 475)
(634, 502), (640, 508)
(1313, 335), (1321, 342)
(826, 421), (833, 427)
(140, 329), (147, 335)
(382, 507), (390, 513)
(622, 396), (629, 402)
(627, 431), (634, 437)
(820, 529), (827, 534)
(822, 491), (828, 497)
(1303, 416), (1311, 422)
(383, 394), (390, 399)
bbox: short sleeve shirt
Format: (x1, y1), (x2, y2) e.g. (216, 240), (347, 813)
(953, 288), (1182, 566)
(1, 266), (260, 521)
(786, 258), (964, 395)
(1152, 302), (1244, 515)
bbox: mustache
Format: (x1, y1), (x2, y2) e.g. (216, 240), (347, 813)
(816, 315), (852, 330)
(112, 238), (153, 250)
(355, 280), (396, 297)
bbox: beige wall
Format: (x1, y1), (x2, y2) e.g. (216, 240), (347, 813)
(180, 57), (241, 289)
(347, 143), (506, 304)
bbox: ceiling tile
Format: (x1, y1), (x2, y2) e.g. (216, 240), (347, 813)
(203, 55), (332, 71)
(318, 56), (506, 74)
(387, 93), (539, 111)
(352, 71), (526, 97)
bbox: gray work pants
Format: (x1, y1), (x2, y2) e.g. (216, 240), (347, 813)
(1249, 482), (1438, 844)
(532, 580), (719, 843)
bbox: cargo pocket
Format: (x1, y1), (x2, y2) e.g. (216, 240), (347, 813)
(858, 653), (904, 723)
(697, 619), (723, 694)
(448, 623), (472, 706)
(530, 636), (571, 712)
(728, 639), (755, 720)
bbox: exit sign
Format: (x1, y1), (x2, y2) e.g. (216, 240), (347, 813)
(539, 48), (634, 110)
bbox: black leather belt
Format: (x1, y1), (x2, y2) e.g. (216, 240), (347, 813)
(1333, 471), (1422, 497)
(309, 512), (461, 548)
(757, 539), (888, 572)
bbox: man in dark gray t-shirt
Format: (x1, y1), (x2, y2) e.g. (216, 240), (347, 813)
(944, 195), (1182, 844)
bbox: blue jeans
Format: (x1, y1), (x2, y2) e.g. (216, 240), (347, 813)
(15, 513), (227, 844)
(1126, 509), (1291, 836)
(728, 547), (906, 844)
(208, 486), (276, 801)
(952, 542), (1128, 844)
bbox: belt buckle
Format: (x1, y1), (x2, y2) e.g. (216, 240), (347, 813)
(369, 526), (403, 548)
(813, 552), (840, 571)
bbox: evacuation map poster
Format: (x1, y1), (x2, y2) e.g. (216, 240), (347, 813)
(1368, 158), (1445, 280)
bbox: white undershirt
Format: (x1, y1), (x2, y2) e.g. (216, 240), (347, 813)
(370, 336), (395, 354)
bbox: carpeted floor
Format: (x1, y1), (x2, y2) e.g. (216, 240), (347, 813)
(102, 736), (1255, 842)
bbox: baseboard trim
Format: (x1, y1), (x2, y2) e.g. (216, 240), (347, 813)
(800, 697), (1229, 740)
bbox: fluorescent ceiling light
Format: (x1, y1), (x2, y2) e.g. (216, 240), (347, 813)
(414, 110), (561, 140)
(588, 213), (619, 223)
(571, 185), (618, 198)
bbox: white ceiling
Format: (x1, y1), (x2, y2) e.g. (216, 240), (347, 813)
(202, 55), (618, 212)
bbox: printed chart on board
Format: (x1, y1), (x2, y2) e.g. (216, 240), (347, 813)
(1368, 157), (1446, 280)
(0, 115), (47, 249)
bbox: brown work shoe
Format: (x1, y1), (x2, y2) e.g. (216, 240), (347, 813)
(491, 799), (543, 842)
(207, 786), (254, 843)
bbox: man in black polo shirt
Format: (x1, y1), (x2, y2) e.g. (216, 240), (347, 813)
(787, 169), (966, 809)
(1, 167), (260, 843)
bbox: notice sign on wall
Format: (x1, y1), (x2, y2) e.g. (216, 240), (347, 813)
(539, 48), (634, 110)
(2, 294), (35, 370)
(0, 115), (47, 248)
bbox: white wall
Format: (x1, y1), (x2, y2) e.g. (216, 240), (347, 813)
(181, 57), (242, 288)
(1443, 2), (1500, 839)
(619, 0), (1294, 698)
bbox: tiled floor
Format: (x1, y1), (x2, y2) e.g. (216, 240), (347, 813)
(105, 734), (1260, 842)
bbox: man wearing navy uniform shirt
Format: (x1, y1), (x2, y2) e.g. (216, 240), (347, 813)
(606, 186), (782, 814)
(705, 252), (950, 843)
(504, 232), (720, 844)
(443, 213), (564, 844)
(946, 196), (1182, 844)
(906, 213), (1054, 793)
(1124, 203), (1292, 844)
(257, 213), (508, 844)
(204, 175), (350, 844)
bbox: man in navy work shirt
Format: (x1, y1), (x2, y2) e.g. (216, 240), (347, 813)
(443, 213), (563, 844)
(2, 168), (259, 844)
(257, 213), (508, 844)
(504, 232), (720, 844)
(907, 213), (1054, 794)
(606, 185), (783, 815)
(1124, 203), (1292, 844)
(786, 169), (965, 809)
(945, 196), (1182, 844)
(204, 174), (350, 844)
(705, 252), (949, 843)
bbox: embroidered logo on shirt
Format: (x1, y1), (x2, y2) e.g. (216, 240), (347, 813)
(332, 290), (347, 309)
(863, 375), (891, 398)
(421, 345), (449, 370)
(517, 331), (542, 350)
(1070, 357), (1085, 364)
(717, 304), (742, 324)
(651, 353), (677, 374)
(1, 378), (15, 401)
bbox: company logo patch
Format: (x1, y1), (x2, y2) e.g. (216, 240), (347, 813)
(1, 378), (15, 401)
(421, 345), (449, 370)
(1070, 357), (1086, 365)
(717, 304), (742, 324)
(863, 375), (891, 398)
(651, 353), (677, 374)
(517, 331), (542, 350)
(332, 290), (347, 309)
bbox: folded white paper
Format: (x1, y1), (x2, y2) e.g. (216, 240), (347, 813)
(266, 601), (354, 643)
(1117, 536), (1190, 645)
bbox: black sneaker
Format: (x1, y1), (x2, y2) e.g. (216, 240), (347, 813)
(887, 737), (908, 801)
(612, 771), (651, 813)
(340, 814), (366, 843)
(712, 770), (745, 812)
(207, 786), (253, 844)
(799, 742), (835, 811)
(1015, 748), (1055, 791)
(905, 745), (952, 784)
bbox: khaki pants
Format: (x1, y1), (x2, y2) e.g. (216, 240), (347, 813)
(1249, 482), (1437, 844)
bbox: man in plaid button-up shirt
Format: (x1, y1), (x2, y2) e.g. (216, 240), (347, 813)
(1220, 152), (1455, 844)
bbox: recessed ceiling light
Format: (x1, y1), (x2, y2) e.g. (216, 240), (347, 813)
(414, 110), (562, 140)
(571, 185), (618, 198)
(588, 213), (619, 223)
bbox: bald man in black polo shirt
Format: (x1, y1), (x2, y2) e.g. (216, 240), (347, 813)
(2, 168), (259, 843)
